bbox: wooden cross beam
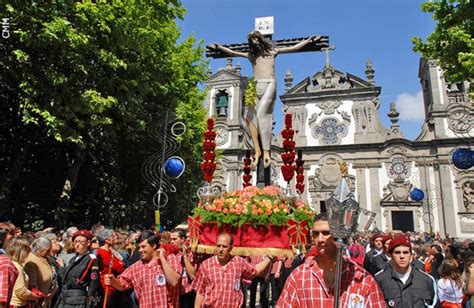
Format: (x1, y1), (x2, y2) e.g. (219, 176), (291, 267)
(206, 35), (330, 58)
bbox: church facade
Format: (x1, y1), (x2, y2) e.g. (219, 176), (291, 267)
(203, 57), (473, 239)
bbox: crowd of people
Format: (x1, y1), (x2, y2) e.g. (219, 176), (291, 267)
(1, 217), (474, 308)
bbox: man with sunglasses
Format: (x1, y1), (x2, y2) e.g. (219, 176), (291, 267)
(277, 213), (385, 307)
(375, 234), (437, 307)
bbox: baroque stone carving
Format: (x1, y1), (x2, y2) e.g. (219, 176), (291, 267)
(463, 180), (474, 212)
(387, 156), (409, 180)
(315, 100), (342, 115)
(382, 179), (413, 202)
(311, 117), (348, 145)
(309, 156), (355, 191)
(352, 100), (376, 132)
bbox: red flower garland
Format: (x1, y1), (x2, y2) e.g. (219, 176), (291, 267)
(242, 150), (252, 188)
(295, 149), (305, 194)
(281, 114), (295, 183)
(200, 118), (217, 183)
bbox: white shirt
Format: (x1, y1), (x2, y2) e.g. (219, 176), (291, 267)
(437, 278), (464, 303)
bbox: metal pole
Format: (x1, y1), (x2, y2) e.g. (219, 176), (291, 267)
(333, 244), (344, 308)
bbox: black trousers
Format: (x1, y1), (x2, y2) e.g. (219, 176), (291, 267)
(179, 291), (196, 308)
(249, 277), (268, 308)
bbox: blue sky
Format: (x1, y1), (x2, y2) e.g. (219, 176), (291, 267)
(178, 0), (436, 140)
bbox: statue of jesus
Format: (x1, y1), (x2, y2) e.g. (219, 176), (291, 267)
(210, 31), (321, 168)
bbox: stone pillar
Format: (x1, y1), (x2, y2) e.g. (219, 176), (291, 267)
(369, 164), (382, 228)
(436, 164), (457, 236)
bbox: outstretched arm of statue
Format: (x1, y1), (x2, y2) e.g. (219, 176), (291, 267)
(277, 35), (321, 54)
(209, 43), (249, 58)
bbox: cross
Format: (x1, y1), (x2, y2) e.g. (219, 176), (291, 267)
(321, 45), (336, 67)
(206, 35), (330, 58)
(205, 19), (330, 185)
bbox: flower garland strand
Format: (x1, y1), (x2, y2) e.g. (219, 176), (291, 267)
(281, 114), (296, 184)
(200, 118), (217, 183)
(295, 149), (305, 194)
(242, 150), (252, 188)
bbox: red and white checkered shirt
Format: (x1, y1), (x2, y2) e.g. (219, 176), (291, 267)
(192, 255), (256, 307)
(177, 251), (197, 294)
(0, 254), (18, 305)
(166, 253), (182, 308)
(117, 257), (169, 308)
(270, 260), (281, 275)
(277, 258), (386, 308)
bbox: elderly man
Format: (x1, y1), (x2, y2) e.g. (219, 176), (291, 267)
(95, 229), (125, 307)
(277, 213), (386, 307)
(192, 232), (272, 307)
(375, 234), (437, 307)
(104, 230), (180, 308)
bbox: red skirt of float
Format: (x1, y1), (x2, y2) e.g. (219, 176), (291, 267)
(187, 216), (308, 257)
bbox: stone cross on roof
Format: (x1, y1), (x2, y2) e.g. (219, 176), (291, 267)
(322, 45), (336, 67)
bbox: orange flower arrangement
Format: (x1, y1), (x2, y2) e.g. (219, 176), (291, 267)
(192, 185), (313, 227)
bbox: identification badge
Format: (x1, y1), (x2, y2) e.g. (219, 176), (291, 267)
(233, 279), (240, 291)
(388, 300), (395, 307)
(156, 274), (166, 286)
(348, 293), (365, 308)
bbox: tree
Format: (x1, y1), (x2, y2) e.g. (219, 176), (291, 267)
(1, 1), (207, 228)
(413, 0), (473, 86)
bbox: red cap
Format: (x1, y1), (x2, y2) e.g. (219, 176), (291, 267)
(381, 235), (393, 244)
(72, 230), (93, 241)
(371, 233), (384, 242)
(388, 234), (411, 253)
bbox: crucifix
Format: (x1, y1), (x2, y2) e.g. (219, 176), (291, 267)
(206, 17), (329, 183)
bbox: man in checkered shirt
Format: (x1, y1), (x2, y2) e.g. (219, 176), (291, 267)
(104, 230), (180, 308)
(277, 213), (386, 307)
(192, 232), (272, 307)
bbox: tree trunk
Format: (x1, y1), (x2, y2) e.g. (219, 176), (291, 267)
(56, 148), (86, 228)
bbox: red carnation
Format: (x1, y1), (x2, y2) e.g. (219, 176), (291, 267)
(203, 140), (216, 151)
(207, 118), (214, 130)
(203, 151), (216, 161)
(296, 183), (305, 194)
(281, 129), (295, 140)
(296, 174), (305, 182)
(242, 150), (252, 188)
(285, 114), (292, 128)
(204, 130), (216, 140)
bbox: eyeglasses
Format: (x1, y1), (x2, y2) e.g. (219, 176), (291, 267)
(311, 230), (331, 237)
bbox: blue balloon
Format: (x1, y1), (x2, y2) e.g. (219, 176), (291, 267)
(164, 156), (185, 179)
(410, 188), (425, 202)
(452, 148), (474, 170)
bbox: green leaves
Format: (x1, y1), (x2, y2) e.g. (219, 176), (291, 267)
(413, 0), (473, 86)
(1, 0), (207, 228)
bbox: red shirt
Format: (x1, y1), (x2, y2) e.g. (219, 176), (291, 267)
(177, 251), (197, 294)
(166, 253), (181, 308)
(0, 254), (18, 305)
(96, 247), (125, 293)
(277, 258), (386, 308)
(117, 258), (169, 308)
(192, 255), (256, 307)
